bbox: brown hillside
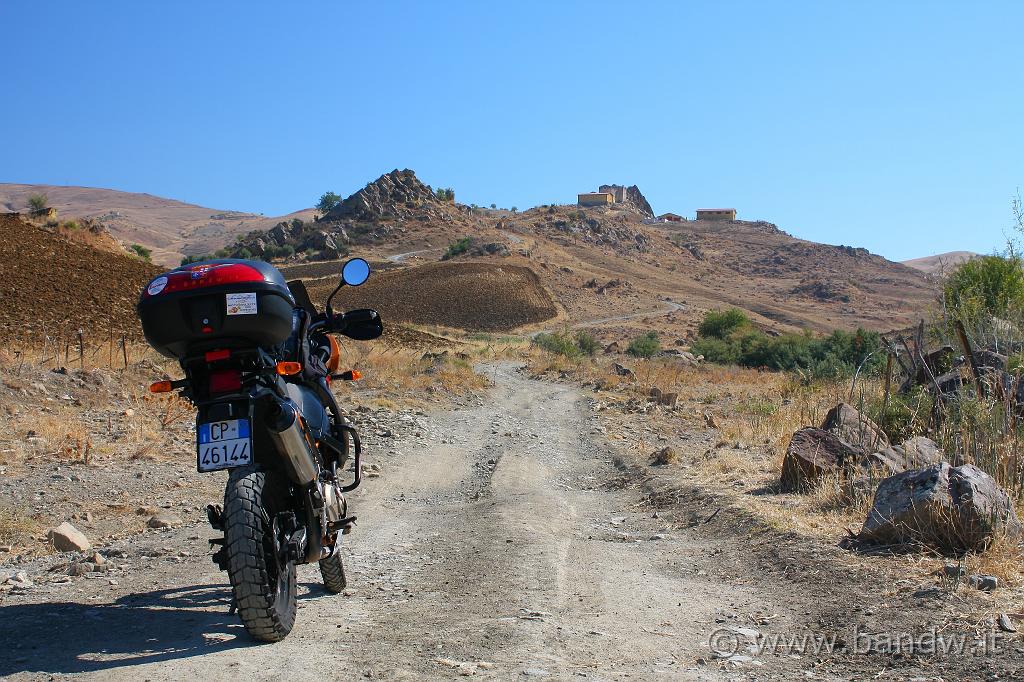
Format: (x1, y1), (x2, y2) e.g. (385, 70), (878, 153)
(306, 261), (557, 332)
(0, 184), (316, 267)
(0, 214), (160, 344)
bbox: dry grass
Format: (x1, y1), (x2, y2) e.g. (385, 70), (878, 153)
(0, 504), (41, 548)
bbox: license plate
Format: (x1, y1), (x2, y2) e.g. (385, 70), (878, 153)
(197, 419), (252, 472)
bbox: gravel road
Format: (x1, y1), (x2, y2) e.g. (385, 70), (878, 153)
(1, 365), (1009, 680)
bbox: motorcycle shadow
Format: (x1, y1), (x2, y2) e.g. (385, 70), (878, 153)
(0, 581), (326, 675)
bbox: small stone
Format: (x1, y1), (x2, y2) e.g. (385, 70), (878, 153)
(998, 614), (1017, 632)
(124, 408), (135, 417)
(47, 522), (91, 552)
(147, 513), (182, 529)
(68, 562), (92, 577)
(90, 552), (105, 566)
(967, 574), (999, 591)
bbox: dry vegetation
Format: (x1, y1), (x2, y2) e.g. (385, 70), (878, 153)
(527, 347), (1024, 588)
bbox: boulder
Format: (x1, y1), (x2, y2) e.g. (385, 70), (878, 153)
(860, 436), (944, 476)
(861, 463), (1022, 552)
(780, 428), (865, 492)
(47, 522), (90, 552)
(821, 403), (889, 451)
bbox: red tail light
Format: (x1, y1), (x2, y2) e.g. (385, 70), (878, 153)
(205, 349), (231, 362)
(209, 369), (242, 394)
(143, 263), (265, 298)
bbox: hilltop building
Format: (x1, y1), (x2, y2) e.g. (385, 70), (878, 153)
(696, 208), (736, 221)
(659, 212), (683, 222)
(578, 192), (614, 207)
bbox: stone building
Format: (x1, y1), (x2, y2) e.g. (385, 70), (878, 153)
(578, 192), (614, 207)
(696, 208), (736, 221)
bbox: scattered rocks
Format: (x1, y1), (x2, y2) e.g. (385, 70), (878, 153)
(967, 574), (999, 591)
(860, 463), (1021, 552)
(612, 363), (634, 379)
(47, 522), (91, 552)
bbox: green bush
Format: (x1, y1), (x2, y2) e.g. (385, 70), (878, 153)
(27, 193), (48, 212)
(575, 331), (599, 356)
(444, 237), (474, 259)
(533, 332), (580, 357)
(943, 253), (1024, 323)
(697, 308), (751, 339)
(690, 310), (883, 379)
(627, 332), (660, 358)
(435, 187), (455, 202)
(181, 253), (211, 265)
(129, 243), (152, 261)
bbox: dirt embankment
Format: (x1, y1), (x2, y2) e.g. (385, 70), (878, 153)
(309, 261), (558, 332)
(0, 214), (160, 344)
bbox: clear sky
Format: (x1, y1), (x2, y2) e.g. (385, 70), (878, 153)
(2, 1), (1021, 261)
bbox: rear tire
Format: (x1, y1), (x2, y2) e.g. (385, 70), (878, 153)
(319, 550), (347, 593)
(223, 466), (297, 642)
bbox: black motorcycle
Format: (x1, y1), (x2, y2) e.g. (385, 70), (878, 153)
(137, 257), (381, 642)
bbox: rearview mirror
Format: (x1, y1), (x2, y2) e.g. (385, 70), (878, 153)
(342, 258), (370, 287)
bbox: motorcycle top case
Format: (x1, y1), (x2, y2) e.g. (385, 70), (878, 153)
(137, 259), (296, 359)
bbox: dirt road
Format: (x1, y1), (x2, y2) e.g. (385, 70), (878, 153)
(0, 365), (1007, 680)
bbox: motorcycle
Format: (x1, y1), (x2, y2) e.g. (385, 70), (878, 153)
(136, 256), (382, 642)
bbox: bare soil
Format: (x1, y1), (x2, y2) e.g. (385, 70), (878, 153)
(308, 262), (559, 332)
(0, 214), (160, 343)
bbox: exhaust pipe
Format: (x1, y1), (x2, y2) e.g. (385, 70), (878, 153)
(266, 401), (318, 485)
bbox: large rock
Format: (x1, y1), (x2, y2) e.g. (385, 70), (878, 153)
(780, 428), (864, 492)
(861, 463), (1021, 552)
(821, 403), (889, 451)
(861, 436), (945, 476)
(47, 522), (91, 552)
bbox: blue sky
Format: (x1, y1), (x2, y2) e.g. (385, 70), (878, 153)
(2, 1), (1021, 261)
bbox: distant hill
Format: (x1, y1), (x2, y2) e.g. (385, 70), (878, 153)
(902, 251), (978, 275)
(0, 183), (315, 266)
(0, 174), (939, 336)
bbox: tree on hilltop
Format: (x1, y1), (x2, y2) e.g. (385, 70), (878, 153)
(316, 191), (342, 217)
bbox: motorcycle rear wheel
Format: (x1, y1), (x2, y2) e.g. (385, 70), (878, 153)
(224, 465), (297, 642)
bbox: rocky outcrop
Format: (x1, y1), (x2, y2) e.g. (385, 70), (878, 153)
(861, 463), (1021, 552)
(598, 184), (654, 219)
(326, 169), (448, 223)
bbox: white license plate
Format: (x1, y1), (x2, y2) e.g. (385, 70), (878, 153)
(197, 419), (252, 472)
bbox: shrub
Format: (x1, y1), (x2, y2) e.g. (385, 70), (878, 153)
(691, 313), (884, 379)
(575, 331), (599, 356)
(697, 308), (751, 339)
(129, 244), (152, 261)
(435, 187), (455, 202)
(943, 253), (1024, 322)
(181, 253), (211, 265)
(62, 220), (79, 230)
(27, 193), (48, 212)
(627, 332), (660, 358)
(444, 237), (474, 259)
(533, 332), (580, 357)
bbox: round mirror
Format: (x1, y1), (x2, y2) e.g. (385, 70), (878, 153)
(342, 258), (370, 286)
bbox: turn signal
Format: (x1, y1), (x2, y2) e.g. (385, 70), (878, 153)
(276, 361), (302, 376)
(336, 369), (362, 381)
(149, 380), (173, 393)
